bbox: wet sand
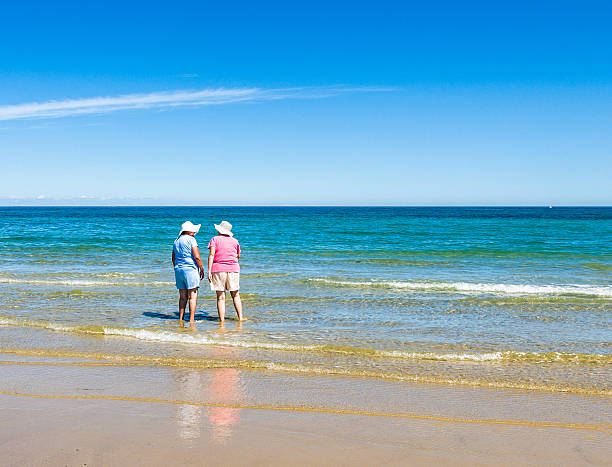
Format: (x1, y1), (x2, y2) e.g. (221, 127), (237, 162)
(1, 352), (610, 466)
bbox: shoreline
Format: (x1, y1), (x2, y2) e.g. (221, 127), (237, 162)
(2, 346), (611, 398)
(0, 323), (610, 397)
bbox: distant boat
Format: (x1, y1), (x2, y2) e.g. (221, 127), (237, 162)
(549, 205), (552, 208)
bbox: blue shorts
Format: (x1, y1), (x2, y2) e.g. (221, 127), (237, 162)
(174, 267), (200, 290)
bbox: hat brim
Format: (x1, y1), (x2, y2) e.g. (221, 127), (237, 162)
(214, 224), (233, 237)
(180, 224), (201, 234)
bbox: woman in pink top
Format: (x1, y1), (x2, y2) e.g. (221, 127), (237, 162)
(207, 220), (244, 322)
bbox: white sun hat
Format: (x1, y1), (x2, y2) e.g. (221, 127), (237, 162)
(214, 220), (233, 237)
(179, 221), (201, 235)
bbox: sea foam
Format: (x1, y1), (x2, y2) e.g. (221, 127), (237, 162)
(1, 315), (609, 365)
(308, 278), (612, 297)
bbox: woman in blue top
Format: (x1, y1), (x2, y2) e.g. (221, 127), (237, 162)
(172, 221), (204, 324)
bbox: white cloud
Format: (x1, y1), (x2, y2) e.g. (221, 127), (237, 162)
(0, 86), (391, 121)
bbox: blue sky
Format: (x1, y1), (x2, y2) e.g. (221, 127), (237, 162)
(1, 1), (611, 205)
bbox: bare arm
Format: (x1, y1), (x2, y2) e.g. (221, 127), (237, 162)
(192, 246), (205, 279)
(172, 250), (175, 266)
(207, 246), (215, 282)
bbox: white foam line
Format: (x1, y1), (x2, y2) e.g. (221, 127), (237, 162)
(0, 278), (173, 287)
(102, 327), (320, 352)
(309, 279), (612, 297)
(375, 350), (509, 361)
(4, 275), (609, 298)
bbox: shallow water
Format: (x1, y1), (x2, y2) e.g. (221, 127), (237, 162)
(0, 207), (610, 393)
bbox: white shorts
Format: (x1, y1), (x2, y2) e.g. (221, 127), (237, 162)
(210, 272), (240, 292)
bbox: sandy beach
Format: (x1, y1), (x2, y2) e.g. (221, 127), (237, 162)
(1, 348), (610, 466)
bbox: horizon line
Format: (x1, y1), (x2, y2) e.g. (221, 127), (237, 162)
(1, 204), (610, 208)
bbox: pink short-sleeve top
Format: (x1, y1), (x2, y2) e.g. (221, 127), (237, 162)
(208, 235), (240, 273)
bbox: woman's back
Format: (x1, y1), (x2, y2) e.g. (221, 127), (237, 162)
(208, 235), (240, 272)
(173, 235), (198, 269)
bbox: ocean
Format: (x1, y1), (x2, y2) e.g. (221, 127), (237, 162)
(0, 206), (610, 395)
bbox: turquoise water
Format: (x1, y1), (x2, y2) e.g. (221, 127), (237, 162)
(0, 207), (610, 393)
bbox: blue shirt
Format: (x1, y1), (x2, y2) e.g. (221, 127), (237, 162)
(173, 235), (198, 270)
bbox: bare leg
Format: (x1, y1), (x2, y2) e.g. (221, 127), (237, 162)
(230, 290), (243, 321)
(216, 291), (226, 322)
(187, 288), (198, 324)
(178, 289), (188, 321)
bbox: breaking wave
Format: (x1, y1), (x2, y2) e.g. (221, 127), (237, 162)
(306, 278), (612, 298)
(1, 315), (609, 365)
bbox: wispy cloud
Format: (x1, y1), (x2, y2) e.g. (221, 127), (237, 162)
(0, 86), (391, 121)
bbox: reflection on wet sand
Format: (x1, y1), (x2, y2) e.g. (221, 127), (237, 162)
(206, 367), (242, 443)
(175, 345), (244, 444)
(205, 343), (243, 444)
